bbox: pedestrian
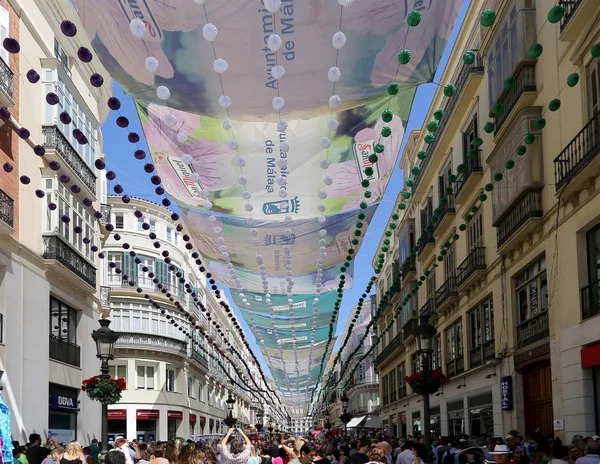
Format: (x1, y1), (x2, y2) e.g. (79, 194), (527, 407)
(26, 435), (55, 464)
(575, 442), (600, 464)
(352, 438), (372, 464)
(14, 447), (30, 464)
(410, 444), (428, 464)
(60, 442), (85, 464)
(82, 447), (94, 464)
(293, 443), (317, 464)
(489, 445), (516, 464)
(220, 429), (251, 464)
(88, 441), (100, 464)
(368, 448), (386, 464)
(105, 451), (126, 464)
(42, 446), (64, 464)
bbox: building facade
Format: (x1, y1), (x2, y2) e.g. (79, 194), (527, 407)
(338, 298), (381, 431)
(100, 196), (258, 441)
(372, 0), (600, 440)
(0, 0), (111, 444)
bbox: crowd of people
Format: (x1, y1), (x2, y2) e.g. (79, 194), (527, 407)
(9, 429), (600, 464)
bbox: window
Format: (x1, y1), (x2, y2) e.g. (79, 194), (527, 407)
(150, 219), (157, 232)
(469, 297), (495, 368)
(588, 57), (600, 117)
(136, 364), (155, 390)
(187, 377), (194, 398)
(390, 368), (397, 402)
(0, 313), (3, 344)
(515, 256), (547, 324)
(166, 368), (176, 392)
(426, 268), (436, 301)
(445, 318), (464, 376)
(468, 209), (483, 250)
(433, 335), (442, 370)
(50, 297), (77, 345)
(175, 232), (179, 245)
(107, 252), (122, 285)
(115, 213), (124, 229)
(584, 224), (600, 320)
(137, 255), (155, 289)
(0, 7), (9, 65)
(411, 352), (420, 375)
(487, 1), (536, 106)
(54, 38), (70, 73)
(400, 289), (418, 327)
(42, 71), (98, 168)
(462, 116), (479, 164)
(167, 227), (173, 242)
(382, 374), (389, 405)
(398, 221), (415, 266)
(199, 381), (205, 401)
(397, 363), (407, 398)
(445, 241), (456, 278)
(109, 364), (127, 380)
(43, 179), (96, 261)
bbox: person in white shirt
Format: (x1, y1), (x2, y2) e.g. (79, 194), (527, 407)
(397, 442), (416, 464)
(110, 438), (133, 464)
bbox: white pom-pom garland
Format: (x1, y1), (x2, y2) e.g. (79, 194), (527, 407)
(130, 18), (146, 38)
(320, 159), (330, 169)
(144, 57), (159, 73)
(213, 58), (228, 73)
(181, 154), (193, 165)
(277, 119), (288, 132)
(163, 112), (177, 127)
(332, 31), (347, 49)
(271, 65), (285, 80)
(264, 0), (281, 13)
(320, 137), (331, 148)
(218, 95), (232, 108)
(272, 96), (285, 110)
(227, 139), (239, 150)
(267, 34), (282, 51)
(156, 85), (171, 100)
(176, 132), (188, 144)
(328, 66), (341, 82)
(202, 23), (218, 41)
(222, 118), (232, 130)
(329, 95), (341, 109)
(328, 119), (339, 131)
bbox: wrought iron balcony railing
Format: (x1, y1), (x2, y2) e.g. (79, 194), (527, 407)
(43, 235), (96, 287)
(436, 276), (458, 308)
(446, 356), (464, 377)
(581, 280), (600, 321)
(469, 340), (495, 369)
(456, 247), (486, 287)
(375, 331), (403, 366)
(417, 229), (435, 256)
(116, 332), (188, 356)
(517, 311), (549, 348)
(0, 189), (14, 228)
(559, 0), (583, 31)
(49, 334), (81, 367)
(42, 125), (97, 194)
(453, 155), (483, 197)
(433, 195), (455, 233)
(494, 63), (537, 135)
(496, 189), (543, 248)
(414, 54), (484, 189)
(0, 57), (14, 100)
(191, 348), (210, 370)
(554, 111), (600, 191)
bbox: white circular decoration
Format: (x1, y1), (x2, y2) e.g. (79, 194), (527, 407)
(280, 141), (290, 152)
(190, 173), (200, 182)
(213, 58), (228, 73)
(163, 112), (177, 127)
(227, 139), (239, 150)
(332, 31), (347, 49)
(156, 86), (171, 100)
(144, 57), (159, 73)
(329, 95), (341, 109)
(236, 157), (246, 167)
(272, 96), (285, 110)
(328, 66), (341, 82)
(176, 132), (188, 143)
(279, 189), (288, 198)
(320, 137), (331, 148)
(264, 0), (281, 13)
(271, 65), (285, 80)
(238, 175), (248, 185)
(242, 190), (252, 200)
(318, 216), (327, 224)
(129, 18), (146, 38)
(218, 95), (232, 109)
(320, 158), (330, 169)
(338, 0), (354, 6)
(277, 119), (288, 132)
(202, 23), (218, 41)
(244, 203), (254, 212)
(323, 175), (333, 185)
(182, 154), (193, 164)
(222, 118), (232, 130)
(318, 190), (328, 200)
(268, 34), (282, 51)
(276, 176), (287, 186)
(317, 204), (326, 212)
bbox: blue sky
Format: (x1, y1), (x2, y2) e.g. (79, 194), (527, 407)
(100, 0), (469, 386)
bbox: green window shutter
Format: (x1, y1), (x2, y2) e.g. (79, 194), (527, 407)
(122, 253), (133, 280)
(155, 259), (167, 285)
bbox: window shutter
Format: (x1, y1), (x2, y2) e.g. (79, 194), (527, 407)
(0, 7), (9, 65)
(178, 268), (185, 293)
(122, 253), (133, 280)
(155, 259), (167, 285)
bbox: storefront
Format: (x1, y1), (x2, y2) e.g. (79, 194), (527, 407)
(168, 411), (182, 439)
(400, 414), (407, 438)
(136, 410), (159, 442)
(209, 418), (214, 434)
(200, 416), (207, 434)
(412, 411), (421, 436)
(189, 414), (196, 436)
(48, 385), (78, 443)
(447, 400), (464, 436)
(468, 392), (494, 437)
(430, 406), (441, 437)
(107, 409), (127, 442)
(581, 343), (600, 434)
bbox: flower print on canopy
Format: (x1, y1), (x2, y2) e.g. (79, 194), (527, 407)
(327, 115), (404, 210)
(144, 104), (237, 193)
(72, 0), (206, 87)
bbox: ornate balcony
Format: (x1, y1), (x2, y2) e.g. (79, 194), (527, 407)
(446, 356), (464, 377)
(413, 54), (484, 195)
(456, 247), (486, 289)
(436, 276), (458, 312)
(115, 332), (187, 356)
(433, 196), (455, 236)
(554, 111), (600, 194)
(0, 189), (14, 234)
(49, 334), (81, 367)
(493, 63), (537, 137)
(581, 280), (600, 321)
(375, 331), (403, 367)
(495, 189), (543, 250)
(401, 257), (417, 285)
(42, 235), (96, 288)
(191, 348), (209, 370)
(42, 125), (97, 195)
(417, 230), (435, 257)
(419, 298), (436, 318)
(469, 340), (495, 369)
(107, 274), (186, 303)
(559, 0), (596, 40)
(517, 311), (549, 349)
(453, 155), (483, 204)
(0, 57), (14, 107)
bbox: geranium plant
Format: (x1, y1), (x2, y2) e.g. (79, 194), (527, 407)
(404, 369), (450, 395)
(82, 376), (126, 405)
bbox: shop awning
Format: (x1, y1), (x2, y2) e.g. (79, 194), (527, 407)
(346, 415), (366, 428)
(363, 415), (381, 429)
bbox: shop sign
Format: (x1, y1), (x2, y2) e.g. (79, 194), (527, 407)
(500, 376), (513, 410)
(108, 409), (127, 419)
(168, 410), (183, 420)
(137, 410), (160, 419)
(49, 394), (78, 411)
(189, 414), (197, 423)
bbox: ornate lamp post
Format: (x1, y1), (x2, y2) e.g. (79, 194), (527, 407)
(256, 410), (264, 431)
(224, 393), (237, 427)
(91, 319), (120, 459)
(324, 409), (332, 431)
(414, 315), (437, 464)
(339, 392), (353, 440)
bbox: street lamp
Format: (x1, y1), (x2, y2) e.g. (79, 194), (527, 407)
(91, 319), (119, 458)
(414, 315), (437, 463)
(340, 392), (353, 440)
(225, 393), (237, 427)
(324, 409), (332, 430)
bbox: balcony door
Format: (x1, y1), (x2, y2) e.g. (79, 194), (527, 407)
(587, 57), (600, 117)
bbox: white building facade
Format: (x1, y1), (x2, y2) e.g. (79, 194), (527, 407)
(100, 196), (257, 441)
(0, 0), (111, 444)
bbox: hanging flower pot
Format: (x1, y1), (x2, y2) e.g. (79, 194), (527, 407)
(404, 369), (450, 395)
(82, 376), (126, 405)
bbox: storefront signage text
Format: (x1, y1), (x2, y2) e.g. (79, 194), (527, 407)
(49, 393), (78, 411)
(500, 376), (513, 410)
(137, 410), (160, 419)
(108, 410), (127, 419)
(168, 410), (183, 420)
